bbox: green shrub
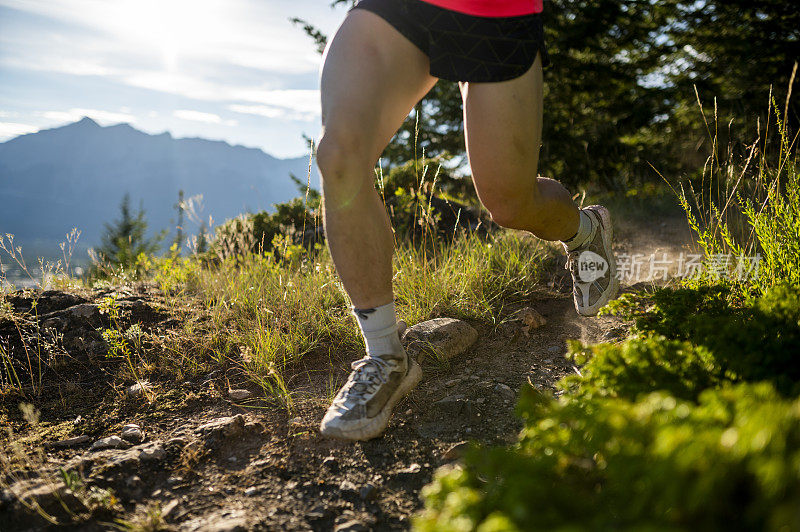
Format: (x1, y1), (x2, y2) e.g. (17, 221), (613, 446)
(417, 383), (800, 531)
(604, 284), (800, 396)
(562, 336), (726, 402)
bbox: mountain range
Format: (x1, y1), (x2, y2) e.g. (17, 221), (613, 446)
(0, 117), (316, 265)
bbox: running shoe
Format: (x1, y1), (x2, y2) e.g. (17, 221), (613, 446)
(564, 205), (619, 316)
(320, 324), (421, 440)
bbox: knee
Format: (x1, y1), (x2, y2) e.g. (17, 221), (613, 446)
(316, 131), (370, 187)
(316, 131), (375, 207)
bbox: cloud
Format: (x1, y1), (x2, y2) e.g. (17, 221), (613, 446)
(173, 109), (236, 126)
(37, 108), (137, 125)
(228, 90), (320, 121)
(0, 122), (39, 139)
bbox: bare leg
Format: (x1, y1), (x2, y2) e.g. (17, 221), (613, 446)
(317, 10), (438, 308)
(460, 53), (579, 241)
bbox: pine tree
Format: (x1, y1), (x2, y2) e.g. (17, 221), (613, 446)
(96, 193), (162, 268)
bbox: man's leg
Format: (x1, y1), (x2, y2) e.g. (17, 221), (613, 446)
(461, 53), (618, 315)
(318, 9), (437, 310)
(316, 9), (437, 440)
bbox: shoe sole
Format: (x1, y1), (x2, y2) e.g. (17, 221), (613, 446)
(576, 205), (620, 317)
(319, 358), (422, 441)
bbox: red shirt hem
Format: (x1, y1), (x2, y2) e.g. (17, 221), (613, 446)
(417, 0), (542, 17)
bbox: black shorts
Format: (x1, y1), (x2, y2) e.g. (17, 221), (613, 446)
(350, 0), (549, 83)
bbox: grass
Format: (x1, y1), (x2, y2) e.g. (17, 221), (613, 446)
(663, 71), (800, 298)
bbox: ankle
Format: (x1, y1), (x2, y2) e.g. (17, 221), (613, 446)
(353, 301), (402, 356)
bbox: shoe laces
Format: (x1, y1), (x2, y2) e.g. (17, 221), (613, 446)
(344, 355), (397, 402)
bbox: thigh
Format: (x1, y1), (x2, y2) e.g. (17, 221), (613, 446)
(320, 8), (438, 163)
(460, 53), (543, 203)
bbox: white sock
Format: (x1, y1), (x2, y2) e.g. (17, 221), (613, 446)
(352, 301), (403, 357)
(562, 210), (594, 251)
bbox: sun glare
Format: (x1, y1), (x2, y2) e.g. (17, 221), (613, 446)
(100, 0), (232, 70)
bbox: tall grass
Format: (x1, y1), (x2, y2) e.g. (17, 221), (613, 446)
(668, 68), (799, 296)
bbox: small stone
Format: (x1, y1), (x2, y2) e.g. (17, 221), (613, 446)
(433, 395), (471, 418)
(66, 303), (100, 320)
(161, 499), (180, 519)
(48, 435), (90, 448)
(90, 435), (131, 451)
(167, 476), (183, 485)
(126, 381), (151, 398)
(494, 383), (515, 401)
(244, 486), (259, 496)
(166, 436), (188, 448)
(511, 307), (547, 336)
(139, 442), (166, 461)
(120, 424), (144, 443)
(73, 415), (83, 425)
(228, 456), (237, 463)
(335, 520), (369, 532)
(359, 483), (378, 500)
(398, 463), (421, 474)
(443, 441), (470, 461)
(403, 318), (478, 361)
(322, 456), (338, 471)
(547, 345), (561, 353)
(196, 414), (246, 440)
(228, 388), (252, 401)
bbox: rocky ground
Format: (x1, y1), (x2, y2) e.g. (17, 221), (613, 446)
(0, 214), (693, 531)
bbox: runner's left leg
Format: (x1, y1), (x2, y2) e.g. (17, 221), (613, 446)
(459, 53), (579, 241)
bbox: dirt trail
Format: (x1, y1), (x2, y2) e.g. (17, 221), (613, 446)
(0, 215), (695, 531)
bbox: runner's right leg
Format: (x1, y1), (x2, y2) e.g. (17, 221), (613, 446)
(316, 9), (437, 440)
(317, 9), (437, 310)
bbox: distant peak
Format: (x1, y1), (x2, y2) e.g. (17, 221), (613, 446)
(75, 116), (100, 127)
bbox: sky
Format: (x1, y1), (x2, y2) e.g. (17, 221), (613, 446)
(0, 0), (348, 158)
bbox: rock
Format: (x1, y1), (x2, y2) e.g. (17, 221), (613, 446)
(120, 424), (144, 443)
(433, 395), (471, 418)
(244, 486), (259, 496)
(359, 483), (378, 500)
(227, 388), (253, 401)
(166, 436), (188, 448)
(339, 480), (359, 500)
(195, 515), (248, 532)
(139, 442), (166, 461)
(196, 414), (246, 441)
(48, 435), (90, 448)
(162, 499), (181, 519)
(126, 381), (151, 398)
(510, 307), (547, 336)
(547, 345), (561, 353)
(394, 463), (423, 482)
(90, 435), (131, 451)
(335, 520), (370, 532)
(402, 318), (478, 361)
(65, 303), (100, 320)
(5, 479), (86, 519)
(322, 456), (339, 472)
(443, 441), (470, 461)
(494, 383), (516, 401)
